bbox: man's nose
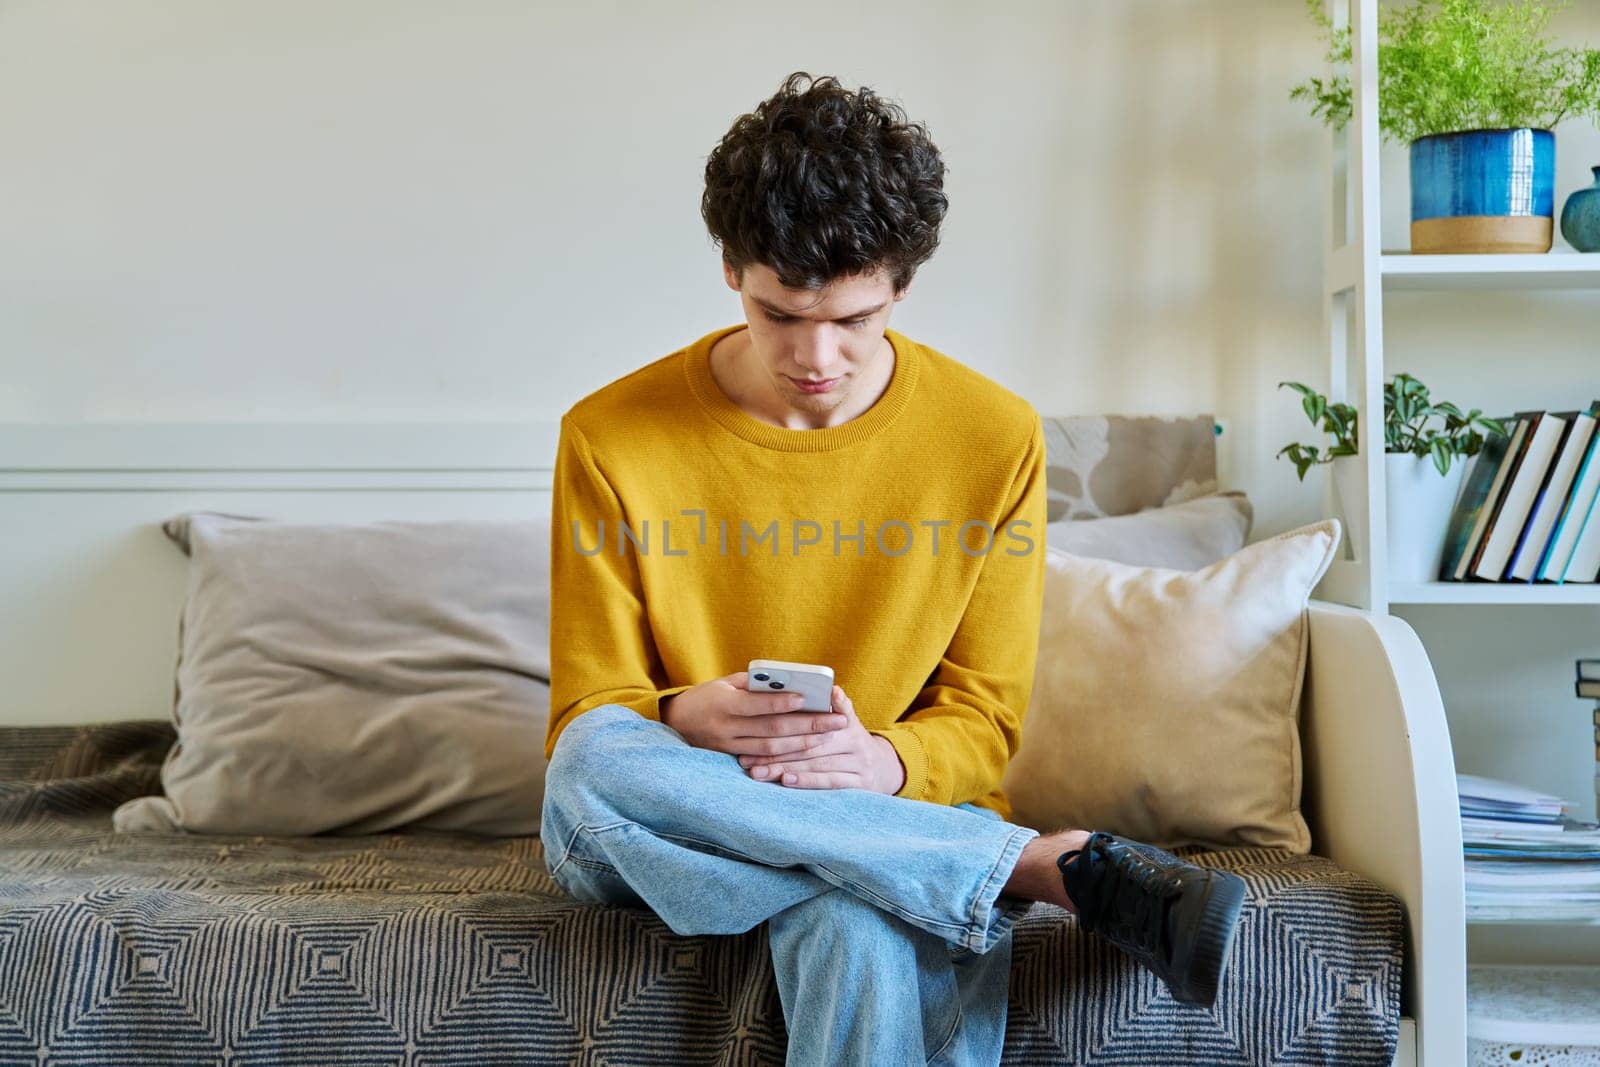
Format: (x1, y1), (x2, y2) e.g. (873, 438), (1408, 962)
(791, 341), (843, 373)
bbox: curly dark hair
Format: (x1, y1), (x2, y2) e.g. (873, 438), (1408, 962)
(701, 71), (948, 297)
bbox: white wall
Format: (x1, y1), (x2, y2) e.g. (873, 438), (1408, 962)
(2, 0), (1335, 534)
(3, 0), (1600, 819)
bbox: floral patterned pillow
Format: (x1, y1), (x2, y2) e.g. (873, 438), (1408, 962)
(1043, 414), (1218, 521)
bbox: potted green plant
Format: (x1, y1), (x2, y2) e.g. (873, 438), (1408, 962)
(1292, 0), (1600, 254)
(1278, 374), (1506, 580)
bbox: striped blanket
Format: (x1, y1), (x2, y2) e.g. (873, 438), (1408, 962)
(0, 721), (1401, 1065)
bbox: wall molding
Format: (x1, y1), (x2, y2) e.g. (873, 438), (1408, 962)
(0, 421), (560, 491)
(0, 418), (1232, 491)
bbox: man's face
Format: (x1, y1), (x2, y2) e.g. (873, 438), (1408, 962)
(722, 261), (907, 418)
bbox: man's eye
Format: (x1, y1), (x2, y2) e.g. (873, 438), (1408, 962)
(763, 313), (870, 328)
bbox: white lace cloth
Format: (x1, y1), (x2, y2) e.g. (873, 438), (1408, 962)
(1468, 965), (1600, 1066)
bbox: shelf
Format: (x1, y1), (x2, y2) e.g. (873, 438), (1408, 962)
(1468, 965), (1600, 1045)
(1389, 582), (1600, 605)
(1381, 252), (1600, 290)
(1468, 913), (1600, 927)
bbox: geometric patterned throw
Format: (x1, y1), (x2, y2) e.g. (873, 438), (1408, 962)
(0, 722), (1401, 1066)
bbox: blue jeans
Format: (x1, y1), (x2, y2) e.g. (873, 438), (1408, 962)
(540, 704), (1041, 1067)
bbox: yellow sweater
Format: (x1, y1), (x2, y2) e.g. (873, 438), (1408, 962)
(546, 323), (1047, 818)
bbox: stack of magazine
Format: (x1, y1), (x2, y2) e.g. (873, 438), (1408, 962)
(1438, 403), (1600, 583)
(1460, 774), (1600, 922)
(1575, 657), (1600, 833)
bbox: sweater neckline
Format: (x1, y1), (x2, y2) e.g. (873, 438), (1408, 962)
(684, 323), (920, 453)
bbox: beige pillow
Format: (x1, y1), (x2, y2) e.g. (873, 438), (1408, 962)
(1044, 491), (1252, 570)
(113, 512), (551, 837)
(1002, 518), (1341, 853)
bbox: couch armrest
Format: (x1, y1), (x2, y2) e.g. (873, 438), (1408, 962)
(1301, 600), (1465, 1067)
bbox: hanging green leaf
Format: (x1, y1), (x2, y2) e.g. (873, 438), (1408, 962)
(1430, 436), (1452, 476)
(1276, 372), (1504, 482)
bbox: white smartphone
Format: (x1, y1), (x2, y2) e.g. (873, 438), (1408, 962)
(747, 659), (835, 712)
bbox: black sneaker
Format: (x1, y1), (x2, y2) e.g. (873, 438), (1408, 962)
(1056, 831), (1246, 1008)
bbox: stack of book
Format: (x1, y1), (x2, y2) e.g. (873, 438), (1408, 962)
(1460, 773), (1600, 922)
(1438, 403), (1600, 583)
(1575, 657), (1600, 828)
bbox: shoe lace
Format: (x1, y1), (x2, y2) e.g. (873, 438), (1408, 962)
(1069, 836), (1184, 960)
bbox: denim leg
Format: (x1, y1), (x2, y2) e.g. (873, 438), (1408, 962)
(766, 844), (1019, 1067)
(929, 805), (1024, 1067)
(540, 704), (1038, 954)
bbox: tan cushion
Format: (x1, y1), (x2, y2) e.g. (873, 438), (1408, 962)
(112, 512), (550, 837)
(1002, 518), (1341, 852)
(1044, 491), (1252, 570)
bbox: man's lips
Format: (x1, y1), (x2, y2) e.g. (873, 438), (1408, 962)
(787, 375), (841, 393)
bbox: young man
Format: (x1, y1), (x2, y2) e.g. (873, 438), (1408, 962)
(541, 72), (1245, 1065)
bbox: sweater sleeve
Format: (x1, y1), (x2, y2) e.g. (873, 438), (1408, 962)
(869, 414), (1048, 807)
(545, 415), (693, 760)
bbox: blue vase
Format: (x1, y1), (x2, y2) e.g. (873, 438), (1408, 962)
(1410, 128), (1555, 253)
(1561, 166), (1600, 253)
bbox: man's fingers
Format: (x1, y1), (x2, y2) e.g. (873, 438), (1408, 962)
(723, 690), (808, 716)
(747, 753), (852, 775)
(802, 710), (847, 733)
(734, 710), (848, 737)
(733, 735), (813, 759)
(733, 727), (844, 757)
(736, 732), (844, 761)
(832, 686), (856, 718)
(765, 769), (860, 790)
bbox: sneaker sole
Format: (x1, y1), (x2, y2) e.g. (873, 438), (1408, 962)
(1176, 870), (1247, 1008)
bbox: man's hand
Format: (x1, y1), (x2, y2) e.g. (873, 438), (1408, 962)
(737, 685), (906, 795)
(661, 671), (849, 760)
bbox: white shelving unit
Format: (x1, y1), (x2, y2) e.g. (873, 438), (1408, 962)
(1313, 4), (1600, 661)
(1389, 582), (1600, 606)
(1314, 2), (1600, 1062)
(1382, 252), (1600, 291)
(1313, 1), (1600, 615)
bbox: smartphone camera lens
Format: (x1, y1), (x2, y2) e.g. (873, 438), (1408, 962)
(753, 673), (769, 682)
(769, 681), (784, 689)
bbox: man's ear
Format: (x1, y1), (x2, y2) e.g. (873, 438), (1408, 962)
(722, 260), (742, 292)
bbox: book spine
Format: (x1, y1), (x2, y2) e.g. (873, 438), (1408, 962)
(1508, 417), (1577, 580)
(1458, 418), (1527, 581)
(1516, 414), (1593, 582)
(1508, 481), (1552, 582)
(1438, 448), (1492, 581)
(1539, 431), (1600, 581)
(1475, 413), (1551, 580)
(1563, 471), (1600, 583)
(1541, 402), (1600, 582)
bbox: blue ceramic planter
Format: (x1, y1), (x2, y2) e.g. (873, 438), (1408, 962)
(1409, 128), (1555, 253)
(1561, 166), (1600, 253)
